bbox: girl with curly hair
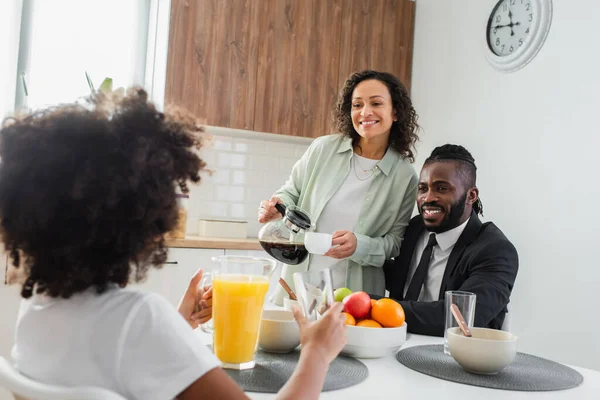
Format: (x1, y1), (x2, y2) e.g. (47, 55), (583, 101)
(259, 70), (420, 304)
(0, 88), (346, 400)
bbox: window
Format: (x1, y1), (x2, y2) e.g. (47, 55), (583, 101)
(14, 0), (159, 112)
(0, 0), (22, 118)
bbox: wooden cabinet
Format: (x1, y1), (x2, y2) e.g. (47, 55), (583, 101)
(165, 0), (415, 138)
(253, 0), (342, 138)
(337, 0), (416, 93)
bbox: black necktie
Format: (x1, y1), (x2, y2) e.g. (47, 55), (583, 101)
(405, 233), (437, 301)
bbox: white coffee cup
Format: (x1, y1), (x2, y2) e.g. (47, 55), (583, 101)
(304, 232), (333, 255)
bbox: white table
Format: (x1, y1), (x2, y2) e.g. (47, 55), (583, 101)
(197, 331), (600, 399)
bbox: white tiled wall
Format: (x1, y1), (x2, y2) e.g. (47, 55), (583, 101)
(186, 126), (313, 238)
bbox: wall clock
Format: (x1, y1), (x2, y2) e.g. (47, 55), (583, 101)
(486, 0), (553, 72)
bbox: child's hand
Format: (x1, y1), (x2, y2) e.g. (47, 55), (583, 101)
(178, 269), (212, 329)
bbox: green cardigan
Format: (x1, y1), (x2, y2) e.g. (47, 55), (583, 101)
(270, 134), (417, 305)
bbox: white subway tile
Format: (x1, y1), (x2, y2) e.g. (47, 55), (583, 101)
(217, 152), (230, 167)
(279, 157), (298, 172)
(232, 170), (264, 186)
(245, 187), (273, 205)
(230, 203), (246, 219)
(188, 182), (214, 202)
(233, 139), (249, 153)
(229, 186), (245, 202)
(249, 154), (275, 170)
(294, 144), (309, 158)
(206, 201), (228, 218)
(214, 137), (233, 151)
(199, 148), (217, 167)
(229, 153), (248, 168)
(246, 140), (270, 155)
(217, 152), (247, 169)
(245, 202), (260, 220)
(264, 169), (289, 185)
(187, 132), (312, 232)
(267, 142), (297, 157)
(215, 185), (245, 202)
(210, 169), (231, 185)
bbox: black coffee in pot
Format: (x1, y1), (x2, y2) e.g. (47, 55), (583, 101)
(259, 241), (309, 265)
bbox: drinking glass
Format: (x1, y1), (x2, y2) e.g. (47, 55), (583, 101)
(293, 268), (335, 321)
(444, 290), (476, 355)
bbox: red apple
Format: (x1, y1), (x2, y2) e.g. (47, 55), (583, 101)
(342, 291), (371, 319)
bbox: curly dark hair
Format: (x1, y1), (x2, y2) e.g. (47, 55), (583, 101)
(0, 88), (205, 299)
(333, 70), (420, 162)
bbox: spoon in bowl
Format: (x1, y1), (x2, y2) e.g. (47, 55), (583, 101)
(278, 278), (297, 301)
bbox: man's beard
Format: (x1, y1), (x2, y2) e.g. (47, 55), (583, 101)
(421, 191), (467, 234)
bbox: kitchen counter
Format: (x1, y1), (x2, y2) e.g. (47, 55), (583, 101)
(165, 236), (262, 251)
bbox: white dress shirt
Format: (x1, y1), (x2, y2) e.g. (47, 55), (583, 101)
(403, 218), (470, 301)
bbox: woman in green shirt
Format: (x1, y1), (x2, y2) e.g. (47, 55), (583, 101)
(259, 70), (420, 305)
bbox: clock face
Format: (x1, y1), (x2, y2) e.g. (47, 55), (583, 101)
(487, 0), (534, 57)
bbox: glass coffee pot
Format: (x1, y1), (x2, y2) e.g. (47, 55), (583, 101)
(258, 204), (314, 265)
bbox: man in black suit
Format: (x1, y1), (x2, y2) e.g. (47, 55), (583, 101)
(384, 144), (518, 336)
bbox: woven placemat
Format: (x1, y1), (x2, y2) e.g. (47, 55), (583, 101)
(396, 345), (583, 391)
(224, 349), (368, 393)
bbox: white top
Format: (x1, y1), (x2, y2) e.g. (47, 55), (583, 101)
(12, 286), (221, 400)
(404, 218), (470, 301)
(310, 154), (379, 288)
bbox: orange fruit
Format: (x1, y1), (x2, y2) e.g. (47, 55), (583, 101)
(371, 298), (405, 328)
(356, 319), (382, 328)
(342, 312), (356, 326)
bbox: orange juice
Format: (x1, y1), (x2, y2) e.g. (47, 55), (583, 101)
(212, 274), (270, 366)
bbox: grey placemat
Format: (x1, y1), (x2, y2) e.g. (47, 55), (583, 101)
(396, 345), (583, 392)
(224, 350), (369, 393)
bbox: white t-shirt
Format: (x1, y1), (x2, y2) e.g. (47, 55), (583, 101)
(11, 285), (221, 400)
(310, 154), (379, 288)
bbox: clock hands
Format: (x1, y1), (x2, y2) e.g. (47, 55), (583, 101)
(508, 9), (515, 36)
(493, 21), (521, 30)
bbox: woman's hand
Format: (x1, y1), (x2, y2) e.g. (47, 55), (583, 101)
(258, 196), (284, 223)
(324, 230), (357, 259)
(291, 302), (347, 364)
(178, 268), (213, 329)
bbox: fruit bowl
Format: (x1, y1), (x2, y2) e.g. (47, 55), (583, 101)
(341, 322), (407, 359)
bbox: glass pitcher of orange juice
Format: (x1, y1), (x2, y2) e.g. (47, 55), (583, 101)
(201, 255), (277, 370)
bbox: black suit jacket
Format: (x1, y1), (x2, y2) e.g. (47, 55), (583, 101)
(384, 212), (518, 336)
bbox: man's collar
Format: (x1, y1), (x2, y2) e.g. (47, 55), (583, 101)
(336, 136), (398, 176)
(431, 217), (471, 251)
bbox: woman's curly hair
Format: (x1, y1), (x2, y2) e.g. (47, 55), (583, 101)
(0, 88), (205, 299)
(333, 70), (420, 162)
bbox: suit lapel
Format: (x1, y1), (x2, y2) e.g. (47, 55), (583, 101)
(394, 216), (424, 300)
(437, 212), (483, 300)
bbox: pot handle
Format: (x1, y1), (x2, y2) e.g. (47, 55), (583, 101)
(275, 203), (287, 218)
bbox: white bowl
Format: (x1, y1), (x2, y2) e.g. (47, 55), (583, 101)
(447, 327), (518, 375)
(283, 297), (299, 311)
(341, 323), (407, 358)
(258, 309), (301, 353)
